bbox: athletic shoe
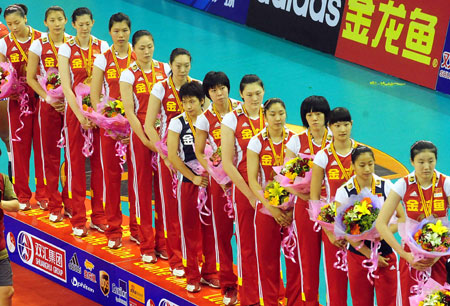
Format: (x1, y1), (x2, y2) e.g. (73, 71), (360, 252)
(108, 238), (122, 249)
(223, 287), (238, 305)
(72, 227), (88, 237)
(130, 235), (140, 245)
(64, 207), (72, 218)
(200, 277), (220, 289)
(142, 253), (157, 264)
(171, 268), (185, 278)
(155, 249), (168, 260)
(186, 282), (201, 293)
(90, 223), (108, 233)
(19, 202), (31, 211)
(49, 212), (64, 223)
(37, 200), (48, 210)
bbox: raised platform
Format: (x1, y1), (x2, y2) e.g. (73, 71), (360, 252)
(5, 202), (225, 306)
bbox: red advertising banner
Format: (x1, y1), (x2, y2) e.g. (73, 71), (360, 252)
(335, 0), (450, 89)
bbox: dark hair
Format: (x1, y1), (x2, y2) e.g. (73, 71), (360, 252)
(300, 95), (330, 128)
(179, 81), (205, 102)
(169, 48), (191, 64)
(108, 12), (131, 31)
(71, 7), (93, 23)
(328, 107), (352, 125)
(410, 140), (437, 161)
(202, 71), (230, 100)
(351, 145), (374, 163)
(45, 6), (66, 21)
(263, 98), (286, 115)
(239, 74), (264, 93)
(131, 30), (153, 47)
(4, 4), (27, 18)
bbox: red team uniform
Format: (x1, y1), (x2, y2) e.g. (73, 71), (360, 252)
(248, 126), (301, 305)
(0, 27), (48, 207)
(195, 99), (239, 295)
(286, 128), (332, 306)
(313, 140), (357, 306)
(58, 36), (108, 230)
(391, 171), (450, 306)
(221, 104), (264, 305)
(119, 60), (170, 256)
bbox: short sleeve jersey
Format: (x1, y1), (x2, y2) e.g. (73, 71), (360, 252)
(29, 33), (71, 75)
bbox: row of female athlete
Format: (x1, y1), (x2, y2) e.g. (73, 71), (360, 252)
(0, 3), (448, 306)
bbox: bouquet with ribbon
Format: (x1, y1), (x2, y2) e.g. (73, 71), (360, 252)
(274, 154), (313, 194)
(74, 83), (98, 158)
(307, 199), (336, 232)
(0, 62), (16, 99)
(38, 67), (64, 104)
(409, 278), (450, 306)
(185, 159), (210, 226)
(155, 138), (178, 199)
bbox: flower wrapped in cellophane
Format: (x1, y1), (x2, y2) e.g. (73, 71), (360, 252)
(185, 159), (210, 225)
(307, 199), (336, 232)
(273, 154), (313, 194)
(0, 62), (17, 99)
(74, 83), (97, 157)
(262, 180), (295, 212)
(38, 67), (63, 104)
(409, 278), (450, 306)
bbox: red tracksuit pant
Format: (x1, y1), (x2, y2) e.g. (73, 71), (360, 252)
(322, 232), (348, 306)
(101, 131), (138, 240)
(159, 157), (183, 269)
(255, 206), (301, 306)
(348, 251), (398, 306)
(295, 198), (322, 306)
(8, 95), (48, 203)
(128, 132), (155, 254)
(38, 101), (64, 214)
(153, 164), (166, 252)
(210, 178), (237, 294)
(63, 107), (104, 228)
(178, 179), (217, 284)
(399, 245), (448, 306)
(233, 184), (259, 305)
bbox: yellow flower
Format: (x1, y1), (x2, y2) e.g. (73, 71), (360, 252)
(429, 220), (448, 236)
(285, 171), (297, 181)
(264, 190), (270, 199)
(269, 182), (285, 199)
(354, 200), (371, 217)
(307, 159), (314, 168)
(285, 157), (298, 167)
(270, 197), (279, 206)
(115, 99), (124, 111)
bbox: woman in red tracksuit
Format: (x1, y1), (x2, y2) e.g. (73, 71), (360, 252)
(0, 4), (48, 210)
(167, 81), (219, 293)
(144, 48), (194, 276)
(90, 13), (139, 249)
(120, 30), (170, 262)
(310, 107), (357, 306)
(285, 95), (331, 306)
(194, 71), (239, 305)
(377, 140), (450, 306)
(27, 6), (70, 221)
(247, 98), (298, 305)
(58, 7), (109, 237)
(221, 74), (265, 306)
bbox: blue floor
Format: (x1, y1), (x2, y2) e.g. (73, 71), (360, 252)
(1, 0), (450, 304)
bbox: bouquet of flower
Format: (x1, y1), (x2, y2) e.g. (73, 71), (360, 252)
(0, 62), (17, 99)
(274, 154), (313, 194)
(74, 83), (97, 157)
(38, 68), (63, 104)
(262, 181), (295, 212)
(414, 220), (450, 253)
(96, 98), (130, 139)
(204, 145), (231, 185)
(409, 278), (450, 306)
(185, 159), (211, 225)
(307, 199), (336, 232)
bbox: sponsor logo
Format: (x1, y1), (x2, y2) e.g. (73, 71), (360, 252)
(17, 231), (66, 282)
(6, 232), (15, 253)
(129, 280), (145, 303)
(147, 299), (156, 306)
(168, 94), (175, 99)
(112, 279), (127, 306)
(409, 191), (418, 197)
(84, 269), (96, 283)
(158, 299), (179, 306)
(84, 259), (94, 271)
(68, 253), (81, 274)
(71, 276), (94, 293)
(99, 270), (110, 297)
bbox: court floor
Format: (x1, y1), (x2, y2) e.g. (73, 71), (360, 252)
(1, 0), (450, 304)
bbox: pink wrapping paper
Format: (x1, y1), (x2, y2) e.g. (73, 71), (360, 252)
(307, 198), (335, 232)
(273, 154), (313, 194)
(37, 67), (64, 104)
(409, 278), (450, 305)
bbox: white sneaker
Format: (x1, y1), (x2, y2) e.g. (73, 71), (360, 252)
(72, 227), (88, 237)
(19, 202), (31, 210)
(130, 235), (140, 245)
(107, 238), (122, 249)
(49, 212), (64, 222)
(142, 254), (157, 264)
(171, 267), (185, 277)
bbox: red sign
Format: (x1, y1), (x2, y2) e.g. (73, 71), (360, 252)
(335, 0), (450, 89)
(17, 231), (67, 282)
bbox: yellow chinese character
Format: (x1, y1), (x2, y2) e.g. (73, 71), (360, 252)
(433, 199), (445, 211)
(44, 57), (55, 68)
(371, 0), (406, 55)
(342, 167), (353, 179)
(406, 199), (419, 212)
(402, 8), (437, 65)
(261, 155), (272, 166)
(166, 101), (177, 112)
(328, 169), (340, 180)
(212, 129), (221, 140)
(106, 68), (117, 79)
(342, 0), (376, 44)
(241, 129), (253, 140)
(135, 83), (146, 94)
(10, 53), (20, 63)
(72, 58), (83, 69)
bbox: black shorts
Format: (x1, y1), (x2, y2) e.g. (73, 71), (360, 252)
(0, 258), (12, 286)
